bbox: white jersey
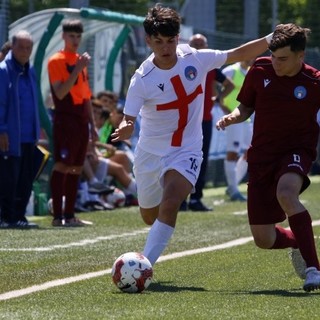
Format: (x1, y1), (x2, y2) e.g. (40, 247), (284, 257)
(124, 44), (227, 156)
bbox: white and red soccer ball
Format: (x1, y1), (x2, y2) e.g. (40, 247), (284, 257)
(111, 252), (153, 293)
(105, 188), (126, 208)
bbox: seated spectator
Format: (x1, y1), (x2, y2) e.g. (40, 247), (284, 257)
(102, 104), (135, 164)
(96, 90), (118, 112)
(76, 154), (114, 212)
(92, 99), (133, 172)
(77, 143), (137, 209)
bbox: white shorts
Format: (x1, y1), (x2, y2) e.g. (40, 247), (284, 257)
(133, 146), (202, 208)
(225, 121), (253, 153)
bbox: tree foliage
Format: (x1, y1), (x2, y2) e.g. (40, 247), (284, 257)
(9, 0), (173, 23)
(259, 0), (318, 46)
(8, 0), (320, 47)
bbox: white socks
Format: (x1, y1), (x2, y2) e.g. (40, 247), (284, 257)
(95, 158), (108, 182)
(224, 157), (248, 195)
(224, 160), (238, 195)
(124, 179), (137, 196)
(235, 156), (248, 184)
(143, 219), (175, 265)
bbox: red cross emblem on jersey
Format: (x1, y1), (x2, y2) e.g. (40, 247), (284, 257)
(156, 75), (203, 147)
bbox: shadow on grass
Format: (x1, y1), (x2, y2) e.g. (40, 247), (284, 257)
(218, 289), (320, 297)
(248, 289), (320, 297)
(148, 281), (208, 293)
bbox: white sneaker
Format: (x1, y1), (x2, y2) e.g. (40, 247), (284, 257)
(303, 267), (320, 292)
(289, 248), (306, 279)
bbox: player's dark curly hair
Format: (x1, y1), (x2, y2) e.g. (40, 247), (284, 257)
(143, 4), (181, 37)
(269, 23), (310, 52)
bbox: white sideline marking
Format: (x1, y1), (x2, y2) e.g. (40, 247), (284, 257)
(157, 237), (253, 263)
(0, 237), (251, 301)
(0, 229), (150, 252)
(0, 269), (113, 301)
(233, 210), (247, 216)
(1, 220), (320, 301)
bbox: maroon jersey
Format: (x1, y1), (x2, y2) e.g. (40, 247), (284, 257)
(238, 57), (320, 163)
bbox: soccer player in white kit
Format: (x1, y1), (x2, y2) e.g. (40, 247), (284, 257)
(112, 4), (272, 266)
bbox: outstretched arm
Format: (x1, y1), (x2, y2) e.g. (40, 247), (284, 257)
(216, 103), (253, 131)
(225, 34), (272, 65)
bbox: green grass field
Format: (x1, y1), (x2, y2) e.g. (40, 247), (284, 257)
(1, 176), (320, 320)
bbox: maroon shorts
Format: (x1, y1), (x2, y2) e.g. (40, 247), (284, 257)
(247, 150), (312, 225)
(53, 116), (89, 166)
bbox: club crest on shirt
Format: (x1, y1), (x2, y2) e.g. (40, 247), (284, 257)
(184, 66), (197, 81)
(294, 86), (307, 99)
(263, 79), (271, 87)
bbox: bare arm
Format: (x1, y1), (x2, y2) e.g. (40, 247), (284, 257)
(51, 52), (91, 100)
(95, 141), (117, 156)
(84, 99), (99, 142)
(217, 76), (235, 113)
(219, 77), (235, 101)
(216, 103), (253, 130)
(225, 36), (270, 65)
(111, 115), (136, 142)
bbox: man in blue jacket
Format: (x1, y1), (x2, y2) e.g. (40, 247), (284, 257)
(0, 30), (40, 228)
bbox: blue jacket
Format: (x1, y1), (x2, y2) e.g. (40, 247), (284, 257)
(0, 51), (40, 156)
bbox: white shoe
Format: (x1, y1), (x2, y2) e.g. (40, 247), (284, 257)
(303, 267), (320, 292)
(289, 248), (306, 279)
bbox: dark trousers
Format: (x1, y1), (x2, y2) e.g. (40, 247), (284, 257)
(190, 120), (212, 201)
(0, 143), (35, 223)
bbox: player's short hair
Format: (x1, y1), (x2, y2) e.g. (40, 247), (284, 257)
(62, 19), (83, 34)
(143, 4), (181, 37)
(269, 23), (310, 52)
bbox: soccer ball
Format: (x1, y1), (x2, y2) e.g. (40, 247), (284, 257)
(111, 252), (153, 293)
(105, 188), (126, 208)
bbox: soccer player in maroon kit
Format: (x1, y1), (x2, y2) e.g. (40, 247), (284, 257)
(216, 23), (320, 292)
